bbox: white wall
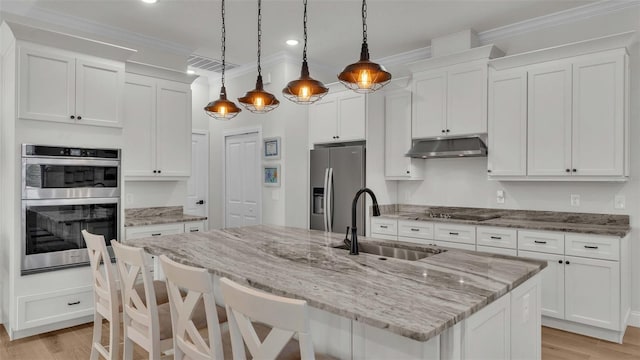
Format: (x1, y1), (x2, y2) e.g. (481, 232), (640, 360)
(207, 57), (309, 229)
(366, 8), (640, 321)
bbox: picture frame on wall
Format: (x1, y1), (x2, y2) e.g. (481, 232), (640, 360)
(263, 164), (281, 187)
(263, 137), (281, 160)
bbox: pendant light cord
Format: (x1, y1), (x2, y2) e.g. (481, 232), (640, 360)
(221, 0), (227, 87)
(362, 0), (367, 45)
(303, 0), (308, 62)
(257, 0), (262, 76)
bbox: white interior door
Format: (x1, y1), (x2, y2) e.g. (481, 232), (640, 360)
(225, 133), (261, 228)
(185, 132), (209, 222)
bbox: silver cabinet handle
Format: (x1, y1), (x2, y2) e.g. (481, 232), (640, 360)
(534, 240), (547, 244)
(584, 245), (599, 249)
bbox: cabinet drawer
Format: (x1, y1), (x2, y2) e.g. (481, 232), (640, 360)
(477, 245), (517, 256)
(371, 218), (398, 236)
(432, 240), (476, 251)
(434, 223), (476, 244)
(184, 221), (205, 233)
(398, 236), (435, 246)
(398, 220), (434, 240)
(477, 226), (517, 249)
(17, 286), (93, 330)
(125, 223), (184, 240)
(565, 234), (619, 261)
(518, 230), (564, 255)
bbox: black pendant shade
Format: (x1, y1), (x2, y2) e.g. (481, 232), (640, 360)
(205, 86), (242, 120)
(238, 75), (280, 113)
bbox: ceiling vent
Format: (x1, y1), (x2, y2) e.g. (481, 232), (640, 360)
(188, 54), (238, 73)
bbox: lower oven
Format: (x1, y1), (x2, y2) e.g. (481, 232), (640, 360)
(22, 197), (120, 275)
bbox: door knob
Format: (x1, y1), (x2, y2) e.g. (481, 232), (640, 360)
(196, 200), (205, 205)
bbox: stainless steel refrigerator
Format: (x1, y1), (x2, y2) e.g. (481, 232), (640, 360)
(310, 145), (365, 235)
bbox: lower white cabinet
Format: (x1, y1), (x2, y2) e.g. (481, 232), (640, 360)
(518, 250), (565, 319)
(17, 285), (94, 330)
(477, 245), (517, 256)
(434, 223), (476, 245)
(464, 291), (511, 359)
(432, 240), (475, 251)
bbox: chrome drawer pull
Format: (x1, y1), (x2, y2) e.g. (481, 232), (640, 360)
(380, 225), (388, 229)
(534, 240), (547, 244)
(584, 245), (599, 249)
(449, 232), (459, 235)
(151, 233), (161, 236)
(410, 228), (420, 232)
(490, 236), (502, 240)
(67, 301), (80, 306)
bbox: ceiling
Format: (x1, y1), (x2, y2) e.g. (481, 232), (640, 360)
(3, 0), (596, 70)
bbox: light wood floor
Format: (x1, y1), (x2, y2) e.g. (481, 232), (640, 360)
(1, 323), (639, 359)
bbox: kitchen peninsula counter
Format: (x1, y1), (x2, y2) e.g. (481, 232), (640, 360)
(125, 224), (545, 353)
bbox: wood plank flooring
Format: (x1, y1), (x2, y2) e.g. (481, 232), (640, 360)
(1, 323), (639, 359)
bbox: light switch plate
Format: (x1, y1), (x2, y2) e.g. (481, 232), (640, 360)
(570, 194), (580, 207)
(496, 190), (505, 204)
(615, 195), (626, 209)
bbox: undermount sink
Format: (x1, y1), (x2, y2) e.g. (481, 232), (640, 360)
(332, 242), (446, 261)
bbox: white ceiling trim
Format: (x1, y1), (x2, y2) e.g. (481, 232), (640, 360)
(374, 0), (640, 69)
(0, 1), (194, 56)
(205, 50), (299, 83)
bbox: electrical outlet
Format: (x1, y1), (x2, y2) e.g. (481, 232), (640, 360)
(570, 194), (580, 207)
(496, 190), (505, 204)
(615, 195), (626, 209)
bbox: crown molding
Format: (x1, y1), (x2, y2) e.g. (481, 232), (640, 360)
(0, 1), (194, 56)
(205, 51), (300, 83)
(375, 46), (431, 69)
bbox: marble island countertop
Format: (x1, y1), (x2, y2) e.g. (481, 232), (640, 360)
(124, 206), (207, 227)
(377, 205), (631, 237)
(125, 225), (546, 342)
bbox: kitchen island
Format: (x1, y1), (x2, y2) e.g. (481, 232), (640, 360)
(126, 225), (546, 360)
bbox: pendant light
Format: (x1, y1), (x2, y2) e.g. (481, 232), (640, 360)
(282, 0), (329, 104)
(238, 0), (280, 113)
(204, 0), (242, 120)
(337, 0), (391, 93)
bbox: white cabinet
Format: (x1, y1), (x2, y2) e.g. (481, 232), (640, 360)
(527, 62), (573, 176)
(412, 61), (487, 138)
(125, 223), (184, 240)
(124, 73), (192, 179)
(384, 89), (424, 180)
(18, 45), (124, 127)
(434, 223), (476, 245)
(17, 285), (94, 330)
(464, 292), (511, 360)
(487, 69), (527, 176)
(370, 218), (398, 240)
(518, 250), (565, 319)
(308, 91), (365, 145)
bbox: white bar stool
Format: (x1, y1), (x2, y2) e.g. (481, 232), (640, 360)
(220, 277), (337, 360)
(159, 255), (229, 360)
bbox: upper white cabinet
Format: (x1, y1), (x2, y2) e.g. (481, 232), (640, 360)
(488, 32), (632, 181)
(18, 45), (124, 127)
(384, 89), (423, 180)
(412, 61), (487, 138)
(124, 73), (192, 179)
(308, 90), (365, 145)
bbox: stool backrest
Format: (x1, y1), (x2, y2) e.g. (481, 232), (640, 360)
(82, 230), (118, 319)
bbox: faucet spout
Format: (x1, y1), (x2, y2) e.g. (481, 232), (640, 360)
(350, 188), (380, 255)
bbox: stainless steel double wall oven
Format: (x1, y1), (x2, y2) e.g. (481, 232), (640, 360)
(21, 144), (121, 274)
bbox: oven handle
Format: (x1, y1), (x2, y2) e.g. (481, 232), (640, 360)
(24, 157), (120, 167)
(22, 197), (120, 206)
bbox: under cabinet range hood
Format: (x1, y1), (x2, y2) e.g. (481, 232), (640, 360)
(406, 135), (487, 159)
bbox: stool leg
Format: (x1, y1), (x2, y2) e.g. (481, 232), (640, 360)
(108, 317), (119, 360)
(90, 313), (103, 360)
(123, 335), (134, 360)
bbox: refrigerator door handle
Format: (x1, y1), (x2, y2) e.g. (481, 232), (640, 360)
(328, 167), (334, 233)
(323, 168), (329, 232)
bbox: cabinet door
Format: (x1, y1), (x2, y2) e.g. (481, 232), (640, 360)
(75, 59), (124, 128)
(412, 71), (447, 138)
(156, 80), (192, 177)
(518, 250), (565, 319)
(384, 90), (412, 177)
(308, 95), (338, 144)
(572, 53), (625, 176)
(527, 63), (572, 176)
(464, 293), (510, 360)
(18, 46), (76, 123)
(565, 256), (620, 330)
(447, 63), (487, 135)
(123, 74), (156, 177)
(488, 70), (527, 176)
(337, 92), (366, 141)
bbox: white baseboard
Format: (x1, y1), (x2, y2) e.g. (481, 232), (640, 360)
(629, 310), (640, 328)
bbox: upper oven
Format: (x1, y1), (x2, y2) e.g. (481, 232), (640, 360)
(22, 144), (121, 200)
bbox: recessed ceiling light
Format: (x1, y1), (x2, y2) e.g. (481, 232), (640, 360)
(187, 70), (195, 75)
(141, 0), (157, 4)
(286, 39), (299, 46)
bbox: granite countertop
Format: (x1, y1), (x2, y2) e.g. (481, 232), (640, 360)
(377, 205), (631, 237)
(124, 206), (207, 227)
(125, 225), (546, 342)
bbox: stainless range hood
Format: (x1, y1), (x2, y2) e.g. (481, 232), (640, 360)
(406, 135), (487, 159)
